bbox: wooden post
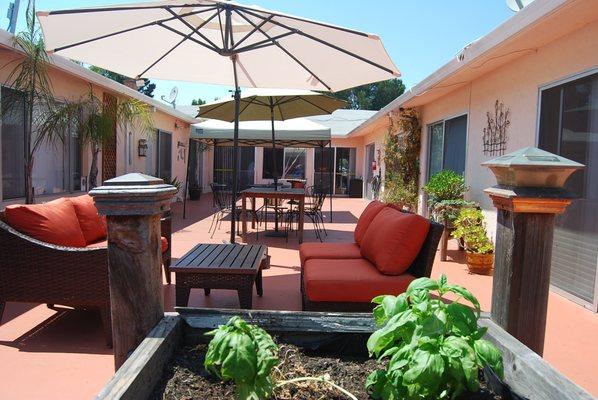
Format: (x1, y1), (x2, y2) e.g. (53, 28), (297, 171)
(485, 189), (573, 355)
(90, 173), (177, 369)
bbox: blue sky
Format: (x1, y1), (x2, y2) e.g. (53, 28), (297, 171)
(8, 0), (514, 107)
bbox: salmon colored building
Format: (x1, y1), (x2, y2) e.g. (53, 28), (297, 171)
(347, 0), (598, 311)
(0, 28), (198, 209)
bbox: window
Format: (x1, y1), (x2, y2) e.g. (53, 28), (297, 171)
(157, 130), (172, 181)
(539, 71), (598, 308)
(1, 87), (81, 199)
(262, 148), (307, 180)
(427, 114), (467, 178)
(213, 146), (255, 190)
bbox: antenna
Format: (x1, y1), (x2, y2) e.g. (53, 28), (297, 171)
(6, 0), (20, 34)
(161, 86), (179, 109)
(506, 0), (534, 12)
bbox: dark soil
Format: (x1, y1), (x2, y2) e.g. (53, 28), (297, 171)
(151, 344), (503, 400)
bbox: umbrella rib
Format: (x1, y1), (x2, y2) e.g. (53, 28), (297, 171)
(234, 31), (295, 53)
(138, 11), (221, 78)
(299, 96), (338, 114)
(165, 7), (220, 50)
(242, 8), (398, 76)
(157, 22), (221, 54)
(233, 10), (332, 91)
(49, 8), (215, 53)
(231, 15), (273, 51)
(46, 4), (215, 15)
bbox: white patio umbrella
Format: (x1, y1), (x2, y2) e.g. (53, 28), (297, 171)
(37, 0), (400, 243)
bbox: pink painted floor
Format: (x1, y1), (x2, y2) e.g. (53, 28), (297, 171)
(0, 195), (597, 399)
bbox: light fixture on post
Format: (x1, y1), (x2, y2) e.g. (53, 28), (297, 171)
(482, 146), (584, 355)
(138, 139), (148, 157)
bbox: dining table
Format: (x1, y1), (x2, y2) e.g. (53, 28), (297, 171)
(241, 187), (306, 243)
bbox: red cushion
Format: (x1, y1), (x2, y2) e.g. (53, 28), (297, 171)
(5, 198), (86, 247)
(360, 207), (430, 275)
(303, 258), (415, 302)
(68, 194), (107, 245)
(354, 200), (386, 245)
(299, 242), (362, 266)
(87, 236), (169, 254)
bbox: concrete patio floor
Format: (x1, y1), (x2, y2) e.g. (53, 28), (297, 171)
(0, 195), (596, 399)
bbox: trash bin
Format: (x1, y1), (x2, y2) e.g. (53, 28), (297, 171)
(349, 178), (363, 198)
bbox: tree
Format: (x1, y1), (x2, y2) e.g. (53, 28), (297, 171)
(41, 89), (154, 189)
(191, 98), (206, 106)
(330, 78), (405, 110)
(1, 0), (53, 203)
(89, 66), (156, 98)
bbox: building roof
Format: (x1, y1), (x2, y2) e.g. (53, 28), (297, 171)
(306, 109), (376, 137)
(0, 29), (198, 125)
(347, 0), (598, 137)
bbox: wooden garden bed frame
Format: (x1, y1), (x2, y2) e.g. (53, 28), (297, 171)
(97, 309), (594, 400)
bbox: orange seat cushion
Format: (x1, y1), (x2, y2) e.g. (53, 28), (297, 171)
(299, 242), (362, 266)
(303, 258), (415, 303)
(68, 194), (107, 245)
(360, 207), (430, 275)
(5, 198), (86, 247)
(87, 236), (169, 254)
(354, 200), (386, 245)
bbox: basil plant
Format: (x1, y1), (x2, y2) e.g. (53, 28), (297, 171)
(366, 275), (503, 400)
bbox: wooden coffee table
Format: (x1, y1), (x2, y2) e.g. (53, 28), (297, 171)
(172, 243), (268, 309)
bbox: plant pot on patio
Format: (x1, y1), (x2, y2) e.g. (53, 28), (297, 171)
(466, 251), (494, 275)
(189, 187), (202, 201)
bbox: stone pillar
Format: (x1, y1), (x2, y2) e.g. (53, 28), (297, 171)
(90, 173), (177, 369)
(482, 147), (583, 355)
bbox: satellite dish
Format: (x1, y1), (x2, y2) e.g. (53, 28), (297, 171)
(161, 86), (179, 109)
(507, 0), (534, 12)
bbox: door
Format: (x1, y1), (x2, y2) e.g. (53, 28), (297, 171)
(314, 147), (333, 195)
(539, 71), (598, 310)
(335, 147), (356, 195)
(364, 143), (376, 199)
(188, 139), (203, 190)
(157, 130), (172, 181)
(213, 146), (255, 190)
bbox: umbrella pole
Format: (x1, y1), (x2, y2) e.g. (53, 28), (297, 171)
(230, 56), (241, 244)
(271, 102), (280, 231)
(329, 141), (333, 222)
(183, 138), (190, 219)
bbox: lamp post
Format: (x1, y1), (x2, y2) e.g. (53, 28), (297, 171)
(482, 147), (584, 355)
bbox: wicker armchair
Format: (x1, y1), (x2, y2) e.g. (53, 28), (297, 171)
(0, 211), (172, 347)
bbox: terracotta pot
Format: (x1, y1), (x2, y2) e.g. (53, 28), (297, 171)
(466, 252), (494, 275)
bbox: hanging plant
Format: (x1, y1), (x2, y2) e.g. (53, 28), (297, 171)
(383, 108), (421, 210)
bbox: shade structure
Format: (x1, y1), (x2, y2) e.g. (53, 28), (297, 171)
(198, 89), (347, 122)
(38, 0), (400, 242)
(192, 118), (331, 147)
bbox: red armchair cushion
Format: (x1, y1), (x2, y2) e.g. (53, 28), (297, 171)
(5, 198), (86, 247)
(360, 207), (430, 275)
(161, 236), (169, 253)
(354, 200), (386, 245)
(68, 194), (107, 245)
(303, 258), (415, 302)
(299, 242), (361, 266)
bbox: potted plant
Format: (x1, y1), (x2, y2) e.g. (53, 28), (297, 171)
(452, 208), (495, 275)
(189, 185), (202, 201)
(423, 170), (469, 227)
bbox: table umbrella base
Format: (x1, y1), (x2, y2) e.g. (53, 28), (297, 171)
(265, 229), (288, 238)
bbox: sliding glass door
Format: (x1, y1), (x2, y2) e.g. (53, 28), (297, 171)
(335, 147), (356, 196)
(213, 146), (255, 190)
(427, 114), (467, 179)
(539, 71), (598, 310)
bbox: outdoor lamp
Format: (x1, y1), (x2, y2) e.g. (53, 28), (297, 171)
(138, 139), (148, 157)
(482, 146), (584, 355)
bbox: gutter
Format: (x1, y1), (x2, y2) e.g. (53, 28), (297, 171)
(0, 29), (199, 125)
(345, 0), (568, 137)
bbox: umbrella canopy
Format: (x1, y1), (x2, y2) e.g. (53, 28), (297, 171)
(37, 1), (400, 91)
(192, 117), (330, 147)
(197, 89), (347, 122)
(37, 0), (400, 243)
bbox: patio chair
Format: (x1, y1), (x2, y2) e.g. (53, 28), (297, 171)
(285, 186), (327, 242)
(209, 183), (260, 238)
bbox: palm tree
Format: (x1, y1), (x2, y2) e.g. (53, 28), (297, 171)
(41, 89), (154, 189)
(1, 0), (52, 203)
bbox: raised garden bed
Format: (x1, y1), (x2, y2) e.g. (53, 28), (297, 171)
(97, 308), (593, 400)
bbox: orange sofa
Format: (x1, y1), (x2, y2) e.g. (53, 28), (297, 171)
(0, 195), (172, 346)
(300, 201), (443, 312)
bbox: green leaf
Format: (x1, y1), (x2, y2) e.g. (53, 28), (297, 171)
(446, 284), (481, 313)
(366, 370), (388, 399)
(403, 349), (445, 386)
(367, 311), (416, 357)
(447, 302), (477, 336)
(439, 274), (448, 291)
(221, 332), (257, 384)
(407, 277), (439, 294)
(373, 294), (409, 326)
(421, 309), (447, 338)
(474, 339), (504, 379)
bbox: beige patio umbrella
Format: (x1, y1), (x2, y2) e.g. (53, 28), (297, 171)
(198, 88), (347, 235)
(37, 0), (400, 242)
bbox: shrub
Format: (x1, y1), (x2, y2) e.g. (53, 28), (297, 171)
(423, 170), (467, 205)
(366, 275), (503, 399)
(452, 208), (494, 254)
